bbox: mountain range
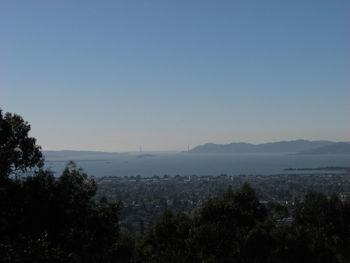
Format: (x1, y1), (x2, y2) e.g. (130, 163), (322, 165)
(189, 140), (350, 154)
(42, 140), (350, 158)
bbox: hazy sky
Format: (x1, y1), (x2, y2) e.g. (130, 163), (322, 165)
(1, 0), (349, 151)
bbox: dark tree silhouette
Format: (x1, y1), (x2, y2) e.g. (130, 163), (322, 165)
(0, 109), (44, 179)
(0, 109), (131, 263)
(188, 184), (271, 263)
(140, 211), (192, 263)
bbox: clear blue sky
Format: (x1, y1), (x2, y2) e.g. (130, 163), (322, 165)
(1, 0), (349, 151)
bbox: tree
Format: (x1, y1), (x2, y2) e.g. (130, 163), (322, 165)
(140, 211), (192, 263)
(190, 184), (271, 263)
(0, 110), (132, 263)
(0, 163), (127, 263)
(292, 192), (347, 263)
(0, 109), (44, 179)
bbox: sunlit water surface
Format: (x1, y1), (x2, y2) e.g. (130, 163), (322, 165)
(43, 152), (350, 177)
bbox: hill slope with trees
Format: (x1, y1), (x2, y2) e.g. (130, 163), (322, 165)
(1, 108), (350, 262)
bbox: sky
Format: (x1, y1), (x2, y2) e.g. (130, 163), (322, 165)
(1, 0), (349, 152)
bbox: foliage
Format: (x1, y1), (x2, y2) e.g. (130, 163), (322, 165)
(0, 109), (44, 179)
(140, 211), (192, 263)
(0, 109), (127, 263)
(189, 184), (272, 263)
(0, 166), (125, 263)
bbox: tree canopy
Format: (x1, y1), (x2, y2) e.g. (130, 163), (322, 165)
(0, 109), (129, 262)
(0, 109), (44, 179)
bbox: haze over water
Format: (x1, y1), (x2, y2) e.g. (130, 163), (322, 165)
(45, 153), (350, 178)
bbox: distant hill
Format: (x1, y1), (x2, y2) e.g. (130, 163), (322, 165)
(299, 142), (350, 154)
(189, 140), (335, 154)
(43, 141), (350, 158)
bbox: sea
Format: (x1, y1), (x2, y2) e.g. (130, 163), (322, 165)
(44, 152), (350, 178)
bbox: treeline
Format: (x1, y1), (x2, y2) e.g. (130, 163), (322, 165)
(139, 187), (350, 263)
(96, 172), (350, 229)
(1, 109), (350, 263)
